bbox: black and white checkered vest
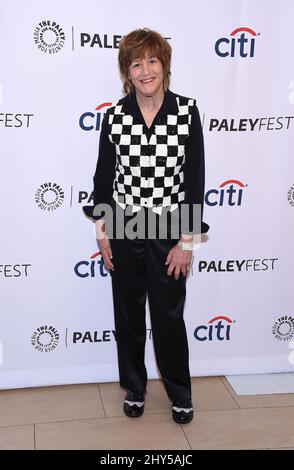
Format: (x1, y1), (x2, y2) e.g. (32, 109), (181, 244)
(108, 96), (195, 214)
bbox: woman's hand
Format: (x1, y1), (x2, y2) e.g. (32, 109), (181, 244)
(96, 220), (114, 272)
(165, 243), (192, 280)
(98, 236), (114, 272)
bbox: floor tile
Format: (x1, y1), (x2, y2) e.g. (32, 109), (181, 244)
(225, 373), (294, 395)
(221, 376), (294, 408)
(0, 384), (104, 427)
(184, 407), (294, 450)
(191, 376), (238, 411)
(35, 414), (191, 450)
(0, 425), (34, 450)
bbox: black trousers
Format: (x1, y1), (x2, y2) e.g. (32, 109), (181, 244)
(108, 200), (192, 402)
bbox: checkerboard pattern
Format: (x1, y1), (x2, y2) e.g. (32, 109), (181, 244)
(108, 96), (195, 214)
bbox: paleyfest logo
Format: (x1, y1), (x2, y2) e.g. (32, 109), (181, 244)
(33, 20), (65, 54)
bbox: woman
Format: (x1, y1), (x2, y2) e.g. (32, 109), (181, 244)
(84, 28), (209, 424)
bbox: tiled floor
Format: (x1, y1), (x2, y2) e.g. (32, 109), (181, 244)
(1, 376), (294, 450)
(226, 373), (294, 395)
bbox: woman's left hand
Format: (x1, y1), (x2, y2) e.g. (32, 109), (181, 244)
(165, 244), (192, 280)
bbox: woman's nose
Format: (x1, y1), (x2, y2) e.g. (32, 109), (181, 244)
(141, 60), (150, 75)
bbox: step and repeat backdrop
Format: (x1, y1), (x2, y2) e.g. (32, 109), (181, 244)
(0, 0), (294, 389)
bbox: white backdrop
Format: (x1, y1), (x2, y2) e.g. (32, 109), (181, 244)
(1, 0), (294, 389)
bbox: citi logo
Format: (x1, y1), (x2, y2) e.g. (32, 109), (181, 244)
(205, 179), (246, 206)
(79, 102), (112, 131)
(215, 27), (259, 58)
(194, 316), (235, 341)
(74, 252), (109, 278)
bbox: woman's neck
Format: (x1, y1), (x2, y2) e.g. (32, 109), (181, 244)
(135, 87), (165, 113)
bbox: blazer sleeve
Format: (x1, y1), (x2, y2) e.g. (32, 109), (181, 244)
(182, 103), (209, 234)
(83, 110), (116, 221)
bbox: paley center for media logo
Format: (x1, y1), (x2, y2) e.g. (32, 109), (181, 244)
(33, 182), (93, 211)
(30, 325), (122, 351)
(215, 26), (260, 58)
(194, 316), (235, 342)
(287, 184), (294, 207)
(31, 325), (60, 352)
(35, 182), (65, 211)
(272, 316), (294, 342)
(30, 325), (154, 351)
(33, 20), (65, 54)
(80, 101), (112, 132)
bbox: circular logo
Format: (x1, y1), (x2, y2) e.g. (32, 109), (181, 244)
(35, 182), (64, 211)
(31, 326), (60, 352)
(272, 316), (294, 341)
(287, 184), (294, 207)
(33, 21), (65, 54)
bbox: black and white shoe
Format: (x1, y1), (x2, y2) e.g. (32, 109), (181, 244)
(172, 398), (193, 424)
(123, 390), (146, 418)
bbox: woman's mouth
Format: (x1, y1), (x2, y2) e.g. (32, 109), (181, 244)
(140, 78), (154, 84)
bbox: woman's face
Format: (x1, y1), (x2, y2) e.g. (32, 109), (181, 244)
(128, 51), (164, 97)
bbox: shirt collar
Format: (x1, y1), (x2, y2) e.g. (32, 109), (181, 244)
(121, 88), (178, 122)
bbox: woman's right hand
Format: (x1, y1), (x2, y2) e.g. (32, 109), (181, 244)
(95, 219), (114, 272)
(98, 237), (114, 272)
